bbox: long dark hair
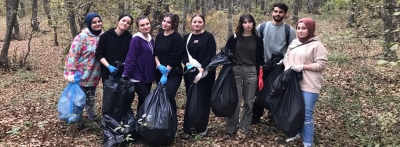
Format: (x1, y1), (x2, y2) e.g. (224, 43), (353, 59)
(164, 13), (179, 31)
(235, 14), (258, 39)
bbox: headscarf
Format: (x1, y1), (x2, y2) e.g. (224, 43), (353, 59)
(85, 12), (102, 35)
(296, 18), (316, 43)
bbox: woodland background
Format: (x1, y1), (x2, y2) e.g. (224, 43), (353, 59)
(0, 0), (400, 146)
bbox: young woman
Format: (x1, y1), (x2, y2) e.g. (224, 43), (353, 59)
(154, 13), (183, 111)
(64, 12), (103, 121)
(182, 14), (216, 136)
(224, 14), (265, 138)
(283, 18), (328, 147)
(96, 14), (133, 81)
(122, 16), (155, 113)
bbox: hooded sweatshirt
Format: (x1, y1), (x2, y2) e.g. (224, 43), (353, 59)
(95, 28), (132, 79)
(123, 32), (155, 83)
(283, 37), (328, 94)
(64, 28), (102, 87)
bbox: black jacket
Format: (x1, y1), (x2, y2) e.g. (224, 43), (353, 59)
(95, 28), (132, 79)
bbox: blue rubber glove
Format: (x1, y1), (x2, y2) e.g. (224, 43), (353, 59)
(160, 75), (167, 85)
(157, 65), (170, 75)
(186, 63), (193, 70)
(107, 65), (117, 73)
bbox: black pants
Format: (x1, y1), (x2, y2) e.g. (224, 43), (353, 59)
(253, 67), (273, 120)
(133, 82), (152, 114)
(155, 74), (182, 111)
(183, 71), (215, 135)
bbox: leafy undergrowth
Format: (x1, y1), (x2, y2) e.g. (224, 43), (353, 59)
(1, 12), (400, 146)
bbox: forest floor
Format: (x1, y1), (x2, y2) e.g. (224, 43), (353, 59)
(0, 11), (400, 147)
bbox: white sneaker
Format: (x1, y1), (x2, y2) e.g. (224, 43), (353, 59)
(286, 134), (301, 142)
(199, 128), (208, 136)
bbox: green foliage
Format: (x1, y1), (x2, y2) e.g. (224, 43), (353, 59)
(323, 0), (351, 10)
(328, 52), (349, 65)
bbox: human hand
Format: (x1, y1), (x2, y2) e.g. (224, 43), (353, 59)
(157, 65), (170, 75)
(66, 75), (75, 83)
(107, 65), (117, 73)
(276, 60), (283, 65)
(186, 63), (193, 70)
(193, 72), (203, 83)
(291, 65), (304, 72)
(160, 75), (168, 85)
(284, 66), (290, 71)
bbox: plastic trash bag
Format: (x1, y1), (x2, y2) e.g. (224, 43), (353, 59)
(205, 47), (234, 71)
(210, 64), (238, 117)
(269, 69), (305, 137)
(102, 74), (135, 122)
(136, 84), (177, 146)
(58, 74), (86, 124)
(184, 81), (208, 135)
(102, 108), (136, 147)
(255, 64), (284, 109)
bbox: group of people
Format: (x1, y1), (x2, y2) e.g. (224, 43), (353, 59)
(63, 2), (328, 147)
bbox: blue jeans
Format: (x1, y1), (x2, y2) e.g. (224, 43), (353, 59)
(299, 91), (319, 147)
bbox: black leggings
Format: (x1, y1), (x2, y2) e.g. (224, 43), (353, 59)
(155, 75), (182, 111)
(134, 82), (152, 113)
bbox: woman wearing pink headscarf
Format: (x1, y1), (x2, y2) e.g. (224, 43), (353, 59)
(283, 18), (328, 147)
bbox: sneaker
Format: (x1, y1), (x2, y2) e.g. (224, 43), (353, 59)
(286, 134), (301, 142)
(199, 128), (208, 136)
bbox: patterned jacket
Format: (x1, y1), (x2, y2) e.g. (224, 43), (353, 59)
(64, 28), (102, 87)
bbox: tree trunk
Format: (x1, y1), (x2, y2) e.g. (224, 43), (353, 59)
(151, 0), (168, 35)
(1, 0), (20, 67)
(6, 0), (20, 40)
(214, 0), (219, 10)
(31, 0), (40, 32)
(42, 0), (52, 26)
(382, 0), (398, 61)
(14, 18), (20, 40)
(79, 2), (93, 31)
(195, 0), (200, 12)
(180, 0), (189, 36)
(201, 0), (206, 16)
(118, 2), (125, 15)
(227, 0), (233, 38)
(261, 0), (266, 15)
(306, 0), (312, 13)
(18, 0), (26, 18)
(293, 0), (300, 24)
(64, 0), (78, 38)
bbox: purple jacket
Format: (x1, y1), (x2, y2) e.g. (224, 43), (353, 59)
(123, 32), (156, 83)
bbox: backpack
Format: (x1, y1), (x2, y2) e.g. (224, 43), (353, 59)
(259, 22), (291, 47)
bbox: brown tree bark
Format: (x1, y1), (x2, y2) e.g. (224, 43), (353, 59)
(180, 0), (190, 35)
(201, 0), (206, 16)
(227, 0), (233, 37)
(64, 0), (78, 38)
(382, 0), (398, 61)
(1, 0), (20, 67)
(31, 0), (40, 32)
(18, 0), (26, 18)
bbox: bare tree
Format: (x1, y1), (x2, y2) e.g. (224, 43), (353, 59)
(382, 0), (398, 61)
(19, 0), (26, 18)
(78, 2), (93, 31)
(201, 0), (206, 16)
(180, 0), (190, 36)
(6, 0), (20, 39)
(261, 0), (266, 15)
(42, 0), (58, 45)
(64, 0), (78, 38)
(227, 0), (233, 37)
(1, 0), (20, 67)
(31, 0), (40, 32)
(292, 0), (300, 24)
(118, 2), (125, 15)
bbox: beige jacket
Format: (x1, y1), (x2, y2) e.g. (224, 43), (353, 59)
(283, 37), (328, 94)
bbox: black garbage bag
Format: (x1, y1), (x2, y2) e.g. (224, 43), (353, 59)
(136, 84), (177, 146)
(205, 47), (234, 71)
(102, 108), (136, 147)
(210, 64), (238, 117)
(255, 64), (284, 109)
(184, 82), (208, 134)
(269, 69), (305, 137)
(102, 61), (135, 121)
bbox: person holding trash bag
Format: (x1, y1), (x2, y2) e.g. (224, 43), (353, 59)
(96, 14), (133, 82)
(154, 13), (183, 111)
(283, 18), (328, 147)
(224, 14), (265, 139)
(252, 2), (296, 125)
(182, 14), (217, 136)
(122, 16), (156, 113)
(64, 12), (103, 121)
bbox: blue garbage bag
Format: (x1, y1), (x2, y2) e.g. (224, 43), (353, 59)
(58, 73), (86, 124)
